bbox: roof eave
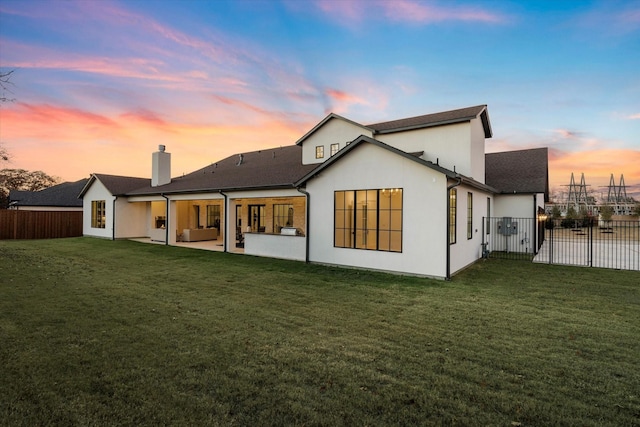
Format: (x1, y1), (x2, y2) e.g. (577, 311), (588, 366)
(125, 183), (297, 197)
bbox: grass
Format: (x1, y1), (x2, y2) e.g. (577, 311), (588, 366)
(1, 237), (638, 426)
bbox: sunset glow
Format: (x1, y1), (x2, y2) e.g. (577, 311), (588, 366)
(1, 0), (638, 199)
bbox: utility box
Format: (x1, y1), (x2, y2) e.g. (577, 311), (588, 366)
(497, 217), (518, 235)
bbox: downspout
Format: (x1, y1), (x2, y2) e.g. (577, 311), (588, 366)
(296, 186), (310, 263)
(219, 190), (228, 253)
(161, 193), (169, 245)
(446, 176), (462, 280)
(112, 196), (117, 240)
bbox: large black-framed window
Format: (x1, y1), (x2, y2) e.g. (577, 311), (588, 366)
(449, 189), (457, 244)
(467, 192), (473, 240)
(334, 188), (402, 252)
(486, 197), (491, 235)
(91, 200), (106, 228)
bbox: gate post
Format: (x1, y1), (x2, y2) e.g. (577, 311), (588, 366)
(589, 220), (593, 268)
(548, 226), (553, 264)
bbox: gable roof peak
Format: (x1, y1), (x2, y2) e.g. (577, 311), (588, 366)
(295, 112), (372, 146)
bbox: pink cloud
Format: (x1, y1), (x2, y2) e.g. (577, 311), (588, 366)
(381, 0), (507, 24)
(325, 88), (363, 104)
(626, 113), (640, 120)
(309, 0), (508, 26)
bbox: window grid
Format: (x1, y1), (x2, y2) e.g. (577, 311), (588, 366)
(467, 192), (473, 239)
(334, 189), (402, 253)
(315, 146), (324, 159)
(449, 189), (457, 244)
(330, 143), (339, 156)
(486, 197), (491, 234)
(91, 200), (106, 228)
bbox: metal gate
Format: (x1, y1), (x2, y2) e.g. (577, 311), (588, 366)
(482, 217), (639, 271)
(534, 219), (640, 271)
(482, 217), (538, 261)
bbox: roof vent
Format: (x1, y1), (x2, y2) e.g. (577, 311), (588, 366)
(158, 144), (165, 152)
(236, 154), (244, 166)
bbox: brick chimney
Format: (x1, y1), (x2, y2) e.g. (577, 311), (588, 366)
(152, 145), (171, 187)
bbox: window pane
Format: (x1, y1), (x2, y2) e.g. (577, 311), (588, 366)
(391, 211), (402, 230)
(379, 190), (391, 209)
(391, 190), (402, 208)
(335, 210), (345, 228)
(335, 191), (344, 209)
(335, 228), (345, 247)
(355, 230), (366, 249)
(390, 231), (402, 252)
(378, 230), (390, 251)
(366, 230), (377, 249)
(379, 210), (390, 229)
(344, 191), (354, 208)
(367, 209), (377, 230)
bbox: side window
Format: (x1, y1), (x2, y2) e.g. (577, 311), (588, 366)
(315, 146), (324, 159)
(449, 189), (456, 244)
(91, 200), (106, 228)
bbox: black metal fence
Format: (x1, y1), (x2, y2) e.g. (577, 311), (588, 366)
(482, 217), (539, 261)
(482, 217), (640, 271)
(535, 219), (640, 271)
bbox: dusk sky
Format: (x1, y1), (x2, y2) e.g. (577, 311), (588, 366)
(1, 0), (638, 200)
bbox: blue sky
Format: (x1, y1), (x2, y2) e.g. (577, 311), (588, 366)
(0, 0), (638, 199)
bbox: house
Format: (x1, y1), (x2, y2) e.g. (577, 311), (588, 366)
(79, 105), (549, 279)
(3, 179), (88, 239)
(8, 179), (88, 211)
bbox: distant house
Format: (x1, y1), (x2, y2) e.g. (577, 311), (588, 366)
(8, 179), (88, 211)
(3, 179), (89, 239)
(79, 105), (548, 279)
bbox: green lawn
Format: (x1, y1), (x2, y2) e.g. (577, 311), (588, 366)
(1, 238), (638, 426)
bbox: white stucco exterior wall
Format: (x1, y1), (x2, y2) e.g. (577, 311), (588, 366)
(376, 122), (473, 177)
(469, 118), (486, 183)
(449, 186), (492, 275)
(493, 194), (538, 219)
(114, 199), (148, 238)
(306, 142), (449, 278)
(301, 118), (372, 165)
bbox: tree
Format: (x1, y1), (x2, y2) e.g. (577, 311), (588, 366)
(1, 69), (15, 103)
(599, 204), (614, 229)
(0, 143), (9, 163)
(0, 168), (60, 209)
(2, 70), (15, 162)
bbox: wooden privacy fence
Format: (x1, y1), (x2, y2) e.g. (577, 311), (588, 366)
(0, 210), (83, 240)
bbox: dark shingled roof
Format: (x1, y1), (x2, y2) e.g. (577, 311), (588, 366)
(368, 105), (492, 137)
(9, 179), (88, 207)
(485, 148), (549, 199)
(78, 174), (151, 198)
(127, 145), (319, 195)
(93, 174), (151, 196)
